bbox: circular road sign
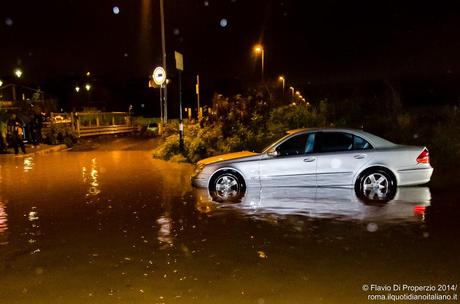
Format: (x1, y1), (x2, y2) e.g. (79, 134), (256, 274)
(153, 66), (166, 86)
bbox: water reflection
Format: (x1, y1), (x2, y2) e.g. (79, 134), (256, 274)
(0, 199), (8, 245)
(157, 214), (173, 248)
(27, 206), (41, 254)
(23, 156), (34, 172)
(82, 158), (101, 196)
(195, 186), (431, 222)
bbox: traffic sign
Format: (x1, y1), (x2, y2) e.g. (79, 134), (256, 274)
(153, 66), (166, 86)
(175, 51), (184, 71)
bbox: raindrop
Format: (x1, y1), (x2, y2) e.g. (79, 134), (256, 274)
(204, 1), (209, 6)
(366, 222), (378, 232)
(5, 18), (13, 26)
(113, 6), (120, 15)
(173, 28), (180, 35)
(219, 18), (228, 28)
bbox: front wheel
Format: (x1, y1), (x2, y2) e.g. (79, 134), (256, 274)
(209, 171), (246, 203)
(355, 169), (396, 202)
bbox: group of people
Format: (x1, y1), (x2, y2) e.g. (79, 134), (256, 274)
(0, 112), (43, 155)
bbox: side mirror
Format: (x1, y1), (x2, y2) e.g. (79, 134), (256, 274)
(267, 148), (279, 157)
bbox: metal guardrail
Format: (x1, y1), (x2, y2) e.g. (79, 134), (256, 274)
(78, 124), (135, 137)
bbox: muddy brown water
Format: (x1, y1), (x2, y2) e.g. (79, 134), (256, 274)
(0, 148), (458, 303)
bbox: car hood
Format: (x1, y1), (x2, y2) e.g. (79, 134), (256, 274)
(198, 151), (260, 166)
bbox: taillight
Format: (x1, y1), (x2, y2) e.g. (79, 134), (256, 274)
(414, 205), (426, 215)
(416, 149), (430, 164)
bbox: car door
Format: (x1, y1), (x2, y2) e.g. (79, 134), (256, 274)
(315, 132), (373, 186)
(259, 132), (317, 187)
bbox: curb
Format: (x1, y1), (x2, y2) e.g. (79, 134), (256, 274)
(30, 144), (69, 156)
(0, 144), (68, 157)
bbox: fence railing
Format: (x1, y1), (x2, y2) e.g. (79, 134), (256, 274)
(47, 112), (135, 138)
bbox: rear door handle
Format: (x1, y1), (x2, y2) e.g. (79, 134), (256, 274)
(354, 154), (366, 159)
(303, 157), (316, 162)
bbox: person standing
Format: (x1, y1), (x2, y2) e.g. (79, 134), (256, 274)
(7, 113), (26, 154)
(0, 120), (7, 153)
(30, 112), (43, 146)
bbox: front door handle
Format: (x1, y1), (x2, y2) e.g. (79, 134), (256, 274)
(303, 157), (316, 162)
(354, 154), (366, 159)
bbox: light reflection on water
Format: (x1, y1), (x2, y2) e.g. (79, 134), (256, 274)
(82, 158), (101, 196)
(157, 214), (173, 248)
(27, 206), (41, 254)
(23, 156), (34, 172)
(0, 199), (8, 245)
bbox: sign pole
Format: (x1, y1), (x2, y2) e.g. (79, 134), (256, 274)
(159, 84), (163, 125)
(196, 75), (201, 121)
(178, 70), (184, 151)
(152, 66), (167, 128)
(175, 51), (184, 152)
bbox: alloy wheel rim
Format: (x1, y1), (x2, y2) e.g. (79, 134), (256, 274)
(215, 175), (240, 200)
(362, 173), (390, 199)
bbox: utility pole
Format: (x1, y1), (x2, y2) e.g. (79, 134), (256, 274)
(160, 0), (168, 122)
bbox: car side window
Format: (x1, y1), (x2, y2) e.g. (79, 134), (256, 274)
(277, 133), (311, 156)
(318, 132), (373, 152)
(318, 132), (353, 152)
(353, 135), (372, 150)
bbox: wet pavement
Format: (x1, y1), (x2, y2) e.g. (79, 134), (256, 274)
(0, 138), (459, 303)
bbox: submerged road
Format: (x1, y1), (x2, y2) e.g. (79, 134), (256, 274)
(0, 137), (459, 303)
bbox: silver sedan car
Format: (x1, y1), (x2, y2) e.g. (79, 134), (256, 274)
(191, 128), (434, 201)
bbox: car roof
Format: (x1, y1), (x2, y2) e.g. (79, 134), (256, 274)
(287, 128), (396, 148)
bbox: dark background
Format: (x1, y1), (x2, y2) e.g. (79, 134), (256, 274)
(1, 0), (460, 115)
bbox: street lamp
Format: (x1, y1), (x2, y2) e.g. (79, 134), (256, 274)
(0, 79), (3, 87)
(253, 44), (264, 81)
(278, 76), (285, 95)
(14, 68), (23, 78)
(85, 84), (91, 91)
(75, 86), (81, 93)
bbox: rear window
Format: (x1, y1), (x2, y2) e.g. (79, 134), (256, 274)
(318, 132), (372, 152)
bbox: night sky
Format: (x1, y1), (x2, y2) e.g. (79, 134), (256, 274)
(1, 0), (460, 111)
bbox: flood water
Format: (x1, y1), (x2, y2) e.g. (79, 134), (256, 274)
(0, 142), (459, 303)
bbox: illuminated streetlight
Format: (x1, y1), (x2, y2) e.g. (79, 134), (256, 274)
(86, 71), (91, 77)
(253, 44), (264, 81)
(278, 76), (285, 95)
(85, 84), (91, 91)
(0, 79), (3, 87)
(14, 68), (23, 78)
(75, 86), (81, 93)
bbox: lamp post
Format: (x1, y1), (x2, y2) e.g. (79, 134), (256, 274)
(278, 76), (285, 97)
(289, 86), (295, 101)
(253, 44), (264, 81)
(160, 0), (168, 122)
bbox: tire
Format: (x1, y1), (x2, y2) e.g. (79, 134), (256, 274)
(355, 168), (396, 203)
(209, 170), (246, 203)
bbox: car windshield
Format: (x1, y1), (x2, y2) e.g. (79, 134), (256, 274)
(261, 133), (293, 153)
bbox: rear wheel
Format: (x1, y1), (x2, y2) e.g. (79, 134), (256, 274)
(209, 170), (246, 203)
(355, 169), (396, 202)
